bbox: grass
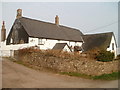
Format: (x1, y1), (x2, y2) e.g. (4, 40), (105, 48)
(92, 72), (120, 80)
(60, 72), (92, 79)
(60, 72), (120, 80)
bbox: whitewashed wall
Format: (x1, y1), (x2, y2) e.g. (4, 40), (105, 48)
(29, 37), (38, 46)
(0, 37), (83, 56)
(107, 35), (117, 58)
(63, 45), (71, 52)
(1, 37), (82, 51)
(38, 39), (58, 49)
(0, 41), (30, 56)
(28, 37), (82, 51)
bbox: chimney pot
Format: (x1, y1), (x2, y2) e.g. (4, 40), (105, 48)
(16, 9), (22, 19)
(3, 21), (5, 25)
(55, 15), (59, 25)
(1, 21), (6, 42)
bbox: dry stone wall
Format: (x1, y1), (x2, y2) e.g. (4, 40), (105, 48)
(15, 52), (118, 76)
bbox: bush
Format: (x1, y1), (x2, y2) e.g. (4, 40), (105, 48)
(96, 50), (114, 62)
(44, 49), (74, 59)
(84, 47), (100, 59)
(18, 46), (41, 56)
(17, 47), (82, 60)
(116, 54), (120, 60)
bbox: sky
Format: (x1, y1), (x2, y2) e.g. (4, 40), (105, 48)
(0, 1), (119, 48)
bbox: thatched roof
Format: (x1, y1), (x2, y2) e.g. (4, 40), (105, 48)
(82, 32), (114, 51)
(19, 17), (83, 42)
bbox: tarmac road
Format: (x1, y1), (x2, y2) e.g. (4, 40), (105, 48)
(2, 58), (118, 88)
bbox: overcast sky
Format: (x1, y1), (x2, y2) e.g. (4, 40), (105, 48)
(0, 2), (119, 46)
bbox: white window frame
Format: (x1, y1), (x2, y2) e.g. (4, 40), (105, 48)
(10, 38), (13, 44)
(38, 38), (45, 45)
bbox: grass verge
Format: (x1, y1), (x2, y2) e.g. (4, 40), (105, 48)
(60, 72), (120, 80)
(92, 72), (120, 80)
(60, 72), (92, 79)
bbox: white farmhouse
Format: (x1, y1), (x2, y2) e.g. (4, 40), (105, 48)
(0, 9), (117, 57)
(1, 9), (83, 53)
(82, 32), (117, 57)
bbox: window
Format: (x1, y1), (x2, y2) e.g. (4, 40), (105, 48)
(57, 40), (60, 43)
(10, 38), (13, 44)
(20, 39), (24, 44)
(112, 43), (114, 50)
(38, 39), (44, 45)
(75, 42), (77, 46)
(69, 41), (70, 46)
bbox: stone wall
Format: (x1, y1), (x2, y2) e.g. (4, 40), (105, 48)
(15, 51), (118, 76)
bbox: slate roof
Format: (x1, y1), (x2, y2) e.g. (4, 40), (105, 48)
(82, 32), (114, 51)
(52, 43), (72, 51)
(19, 17), (83, 42)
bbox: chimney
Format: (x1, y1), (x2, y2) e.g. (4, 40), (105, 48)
(1, 21), (6, 42)
(16, 9), (22, 19)
(55, 15), (59, 25)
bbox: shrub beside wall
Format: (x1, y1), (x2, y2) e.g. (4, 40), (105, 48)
(96, 50), (114, 62)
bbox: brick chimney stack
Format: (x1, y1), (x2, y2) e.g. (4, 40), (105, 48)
(55, 15), (59, 25)
(16, 9), (22, 19)
(1, 21), (6, 42)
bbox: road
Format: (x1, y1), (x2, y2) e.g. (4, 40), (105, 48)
(2, 58), (118, 88)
